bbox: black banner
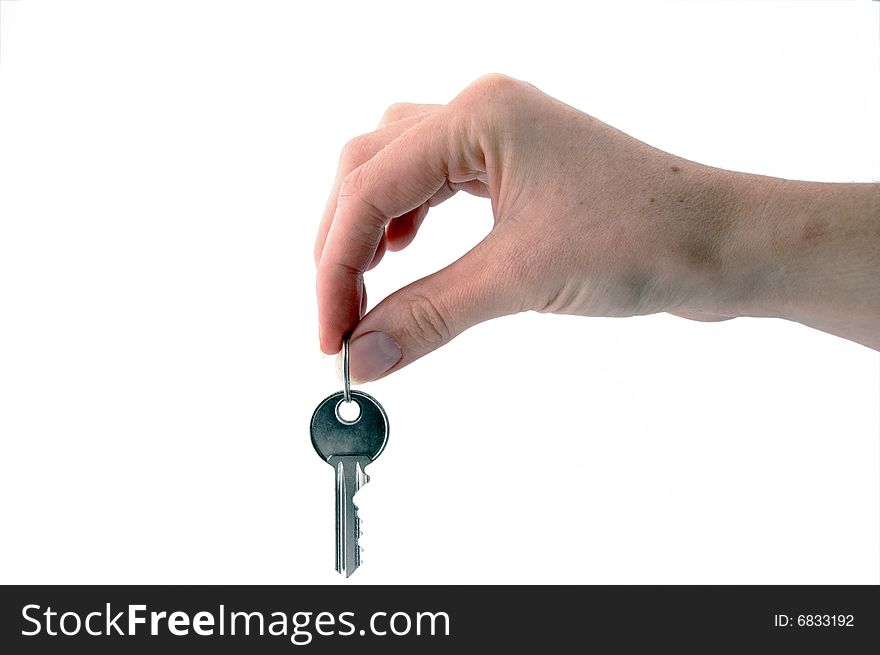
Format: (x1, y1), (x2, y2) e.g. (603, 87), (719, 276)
(1, 585), (877, 652)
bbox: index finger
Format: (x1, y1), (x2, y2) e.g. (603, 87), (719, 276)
(316, 113), (469, 354)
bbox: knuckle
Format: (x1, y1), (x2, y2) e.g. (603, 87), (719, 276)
(453, 74), (529, 133)
(402, 293), (452, 350)
(466, 73), (522, 99)
(380, 102), (411, 125)
(339, 165), (364, 198)
(339, 134), (372, 167)
(339, 167), (386, 233)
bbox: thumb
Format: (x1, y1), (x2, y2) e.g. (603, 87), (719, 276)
(344, 237), (518, 383)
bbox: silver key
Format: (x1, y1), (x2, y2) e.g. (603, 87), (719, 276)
(310, 339), (389, 577)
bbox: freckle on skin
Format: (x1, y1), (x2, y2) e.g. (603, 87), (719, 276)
(671, 165), (680, 173)
(803, 220), (828, 241)
(649, 198), (655, 203)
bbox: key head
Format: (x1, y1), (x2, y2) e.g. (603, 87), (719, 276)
(311, 390), (389, 463)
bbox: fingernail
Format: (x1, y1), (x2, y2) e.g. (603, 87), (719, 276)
(348, 331), (402, 382)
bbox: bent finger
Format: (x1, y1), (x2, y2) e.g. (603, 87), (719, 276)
(317, 111), (483, 353)
(314, 112), (433, 266)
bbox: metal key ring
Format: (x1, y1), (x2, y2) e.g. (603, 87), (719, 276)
(342, 335), (352, 404)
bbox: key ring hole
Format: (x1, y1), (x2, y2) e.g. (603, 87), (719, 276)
(335, 398), (361, 424)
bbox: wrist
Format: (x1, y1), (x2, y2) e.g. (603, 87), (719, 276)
(704, 170), (791, 320)
(650, 163), (768, 319)
(684, 170), (880, 346)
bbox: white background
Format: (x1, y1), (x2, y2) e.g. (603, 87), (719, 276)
(1, 1), (878, 584)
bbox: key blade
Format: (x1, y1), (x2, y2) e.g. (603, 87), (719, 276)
(334, 456), (370, 577)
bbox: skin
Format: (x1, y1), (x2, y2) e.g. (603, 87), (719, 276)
(314, 74), (880, 382)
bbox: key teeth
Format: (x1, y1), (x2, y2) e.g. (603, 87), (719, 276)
(354, 461), (368, 554)
(355, 501), (364, 565)
(336, 458), (374, 578)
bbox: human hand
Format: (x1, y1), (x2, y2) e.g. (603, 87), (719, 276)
(314, 74), (880, 381)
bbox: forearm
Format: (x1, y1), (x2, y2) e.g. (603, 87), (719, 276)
(720, 174), (880, 348)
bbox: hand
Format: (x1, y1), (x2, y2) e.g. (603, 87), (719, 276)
(315, 74), (880, 381)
